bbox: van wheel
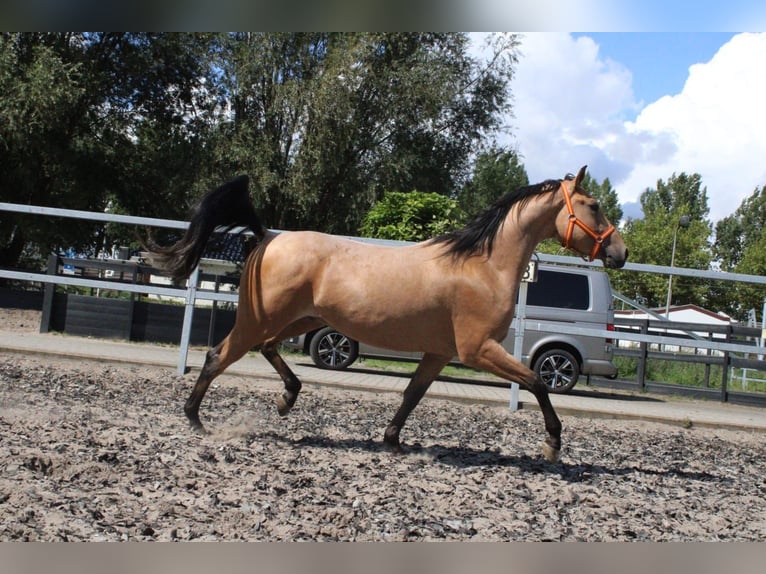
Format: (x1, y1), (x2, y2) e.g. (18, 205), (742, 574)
(309, 327), (359, 370)
(533, 349), (580, 394)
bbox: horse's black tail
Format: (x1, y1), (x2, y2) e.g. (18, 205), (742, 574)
(144, 175), (265, 281)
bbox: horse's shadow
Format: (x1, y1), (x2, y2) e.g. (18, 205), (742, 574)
(258, 431), (726, 484)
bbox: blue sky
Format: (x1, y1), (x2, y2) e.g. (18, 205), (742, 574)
(572, 33), (736, 110)
(472, 32), (766, 224)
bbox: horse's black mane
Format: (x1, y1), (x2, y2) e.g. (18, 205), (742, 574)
(431, 176), (569, 259)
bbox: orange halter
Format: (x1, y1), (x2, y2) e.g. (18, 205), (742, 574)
(560, 181), (616, 262)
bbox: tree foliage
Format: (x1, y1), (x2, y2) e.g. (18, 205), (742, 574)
(711, 186), (766, 317)
(359, 191), (463, 242)
(1, 33), (94, 266)
(209, 32), (518, 234)
(0, 33), (219, 265)
(607, 172), (713, 308)
(713, 185), (766, 271)
(0, 32), (519, 269)
(729, 233), (766, 317)
(580, 172), (623, 227)
(456, 146), (528, 217)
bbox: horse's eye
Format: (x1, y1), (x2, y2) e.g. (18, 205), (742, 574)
(590, 202), (600, 213)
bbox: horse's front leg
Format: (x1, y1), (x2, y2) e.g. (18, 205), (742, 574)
(384, 353), (451, 453)
(527, 378), (563, 463)
(460, 340), (562, 462)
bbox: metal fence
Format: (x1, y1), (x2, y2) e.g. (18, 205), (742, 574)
(601, 318), (765, 405)
(3, 200), (766, 405)
(0, 201), (237, 373)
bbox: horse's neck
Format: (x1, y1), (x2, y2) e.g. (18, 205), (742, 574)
(490, 196), (562, 277)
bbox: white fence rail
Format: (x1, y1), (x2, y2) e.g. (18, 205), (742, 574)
(3, 200), (766, 393)
(0, 202), (242, 373)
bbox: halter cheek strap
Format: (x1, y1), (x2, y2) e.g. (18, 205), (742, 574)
(560, 181), (616, 261)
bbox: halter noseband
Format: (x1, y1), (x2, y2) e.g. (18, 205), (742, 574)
(560, 181), (615, 262)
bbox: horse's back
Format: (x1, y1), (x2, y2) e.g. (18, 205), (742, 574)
(261, 230), (430, 277)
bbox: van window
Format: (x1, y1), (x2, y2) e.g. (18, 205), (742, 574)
(526, 269), (590, 310)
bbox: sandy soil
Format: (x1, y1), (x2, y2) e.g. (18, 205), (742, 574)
(1, 308), (765, 541)
(1, 307), (41, 332)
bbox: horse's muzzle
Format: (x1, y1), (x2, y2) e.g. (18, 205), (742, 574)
(604, 247), (628, 269)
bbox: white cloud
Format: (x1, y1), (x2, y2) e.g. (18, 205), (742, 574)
(500, 33), (641, 194)
(492, 32), (766, 223)
(620, 33), (766, 222)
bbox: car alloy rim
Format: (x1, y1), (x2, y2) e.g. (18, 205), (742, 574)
(539, 354), (575, 390)
(317, 332), (352, 367)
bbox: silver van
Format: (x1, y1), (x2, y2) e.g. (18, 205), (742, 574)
(282, 263), (617, 393)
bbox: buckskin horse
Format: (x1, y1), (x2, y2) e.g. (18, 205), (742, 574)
(146, 166), (627, 462)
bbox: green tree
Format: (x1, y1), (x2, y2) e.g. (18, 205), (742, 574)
(711, 186), (766, 318)
(0, 33), (217, 267)
(580, 172), (623, 227)
(713, 185), (766, 271)
(1, 32), (519, 268)
(608, 172), (713, 308)
(80, 33), (220, 248)
(211, 32), (519, 234)
(0, 33), (94, 268)
(731, 233), (766, 316)
(457, 146), (528, 217)
(359, 191), (463, 242)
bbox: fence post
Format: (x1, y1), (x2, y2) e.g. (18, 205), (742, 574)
(509, 281), (527, 411)
(39, 254), (58, 333)
(720, 325), (731, 402)
(703, 331), (712, 387)
(207, 275), (220, 348)
(125, 263), (137, 340)
(636, 320), (648, 391)
(177, 266), (201, 375)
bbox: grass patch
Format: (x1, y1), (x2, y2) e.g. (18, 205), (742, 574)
(613, 356), (766, 393)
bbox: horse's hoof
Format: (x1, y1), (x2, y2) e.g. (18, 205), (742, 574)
(188, 420), (209, 435)
(541, 441), (560, 463)
(383, 438), (405, 455)
(383, 425), (404, 454)
(385, 442), (405, 456)
(275, 396), (291, 417)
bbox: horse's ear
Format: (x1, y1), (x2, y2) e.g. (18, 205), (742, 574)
(575, 165), (587, 187)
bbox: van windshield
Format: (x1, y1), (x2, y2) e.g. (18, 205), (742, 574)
(525, 269), (590, 310)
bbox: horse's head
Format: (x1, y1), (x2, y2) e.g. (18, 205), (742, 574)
(555, 166), (628, 269)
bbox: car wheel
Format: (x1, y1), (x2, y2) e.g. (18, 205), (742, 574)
(309, 327), (359, 370)
(533, 349), (580, 393)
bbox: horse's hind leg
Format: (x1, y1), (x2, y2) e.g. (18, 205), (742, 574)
(384, 353), (451, 453)
(184, 331), (253, 433)
(261, 344), (302, 416)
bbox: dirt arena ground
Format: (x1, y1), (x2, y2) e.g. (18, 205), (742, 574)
(1, 309), (765, 541)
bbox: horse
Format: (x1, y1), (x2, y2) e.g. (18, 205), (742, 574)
(146, 166), (627, 462)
